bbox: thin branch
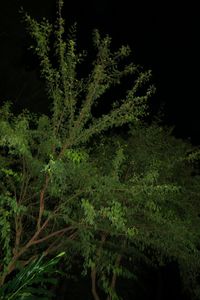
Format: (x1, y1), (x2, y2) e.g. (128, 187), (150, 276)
(43, 230), (77, 256)
(13, 215), (23, 255)
(107, 255), (122, 300)
(21, 174), (31, 203)
(32, 226), (74, 245)
(37, 175), (50, 230)
(19, 155), (26, 202)
(91, 266), (101, 300)
(91, 234), (107, 300)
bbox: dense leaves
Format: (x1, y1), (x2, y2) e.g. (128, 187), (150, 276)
(0, 0), (200, 299)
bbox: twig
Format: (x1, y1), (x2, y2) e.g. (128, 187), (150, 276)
(32, 226), (74, 245)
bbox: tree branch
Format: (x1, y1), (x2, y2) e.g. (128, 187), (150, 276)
(91, 234), (107, 300)
(13, 215), (23, 255)
(107, 254), (122, 300)
(37, 175), (50, 230)
(32, 226), (75, 245)
(91, 266), (101, 300)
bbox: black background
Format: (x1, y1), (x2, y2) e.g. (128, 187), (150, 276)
(0, 0), (199, 143)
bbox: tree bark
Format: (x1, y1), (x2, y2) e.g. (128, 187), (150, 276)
(91, 266), (101, 300)
(107, 254), (121, 300)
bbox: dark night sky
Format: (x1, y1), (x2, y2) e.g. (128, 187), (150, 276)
(0, 0), (199, 143)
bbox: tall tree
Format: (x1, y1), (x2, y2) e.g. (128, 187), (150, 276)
(0, 0), (153, 288)
(0, 1), (200, 299)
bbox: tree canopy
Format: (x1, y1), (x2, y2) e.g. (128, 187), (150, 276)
(0, 1), (200, 299)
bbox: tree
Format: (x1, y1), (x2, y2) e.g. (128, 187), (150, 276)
(0, 0), (153, 289)
(0, 1), (200, 299)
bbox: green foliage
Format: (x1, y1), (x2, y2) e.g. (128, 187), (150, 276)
(81, 199), (96, 226)
(0, 252), (65, 300)
(85, 124), (200, 298)
(0, 1), (199, 299)
(21, 0), (154, 147)
(0, 192), (26, 268)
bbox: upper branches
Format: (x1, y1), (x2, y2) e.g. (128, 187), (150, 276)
(22, 0), (154, 152)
